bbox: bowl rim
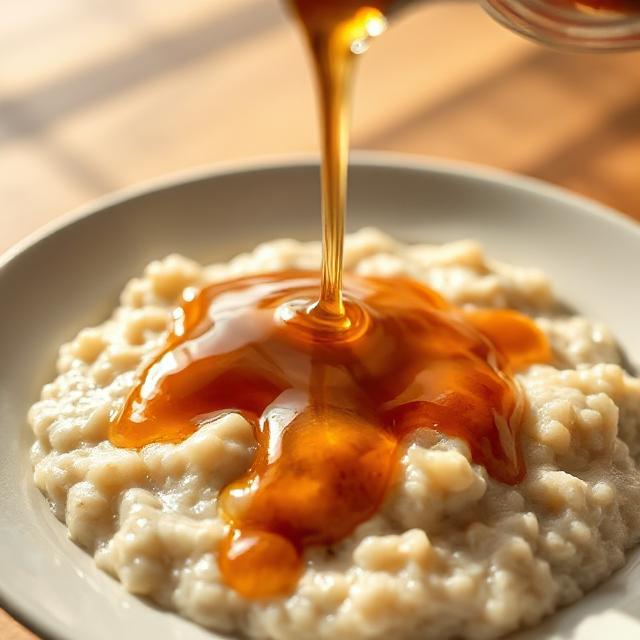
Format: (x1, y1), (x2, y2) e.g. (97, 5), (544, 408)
(2, 152), (640, 640)
(2, 151), (640, 278)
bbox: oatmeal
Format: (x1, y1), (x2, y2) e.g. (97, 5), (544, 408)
(30, 228), (640, 640)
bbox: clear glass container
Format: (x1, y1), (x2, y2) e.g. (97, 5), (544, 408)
(480, 0), (640, 51)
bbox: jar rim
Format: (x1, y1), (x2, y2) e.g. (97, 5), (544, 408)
(482, 0), (640, 51)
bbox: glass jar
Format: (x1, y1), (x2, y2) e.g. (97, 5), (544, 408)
(480, 0), (640, 50)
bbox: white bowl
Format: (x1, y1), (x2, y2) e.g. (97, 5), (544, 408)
(1, 153), (639, 640)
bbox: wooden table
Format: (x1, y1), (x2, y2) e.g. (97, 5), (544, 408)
(2, 0), (640, 636)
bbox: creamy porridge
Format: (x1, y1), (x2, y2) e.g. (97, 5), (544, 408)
(30, 228), (640, 640)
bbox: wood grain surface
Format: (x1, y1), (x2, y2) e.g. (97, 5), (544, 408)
(2, 0), (639, 636)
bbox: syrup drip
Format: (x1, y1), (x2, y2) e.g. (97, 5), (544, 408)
(110, 271), (550, 598)
(290, 0), (393, 320)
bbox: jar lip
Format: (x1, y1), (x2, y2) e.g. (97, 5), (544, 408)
(482, 0), (640, 50)
(521, 0), (640, 25)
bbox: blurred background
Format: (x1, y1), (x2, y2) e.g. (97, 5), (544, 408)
(2, 0), (640, 256)
(1, 0), (640, 636)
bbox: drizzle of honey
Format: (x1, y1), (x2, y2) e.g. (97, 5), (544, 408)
(109, 0), (552, 600)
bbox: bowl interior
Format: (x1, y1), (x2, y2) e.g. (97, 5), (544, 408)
(1, 155), (639, 640)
